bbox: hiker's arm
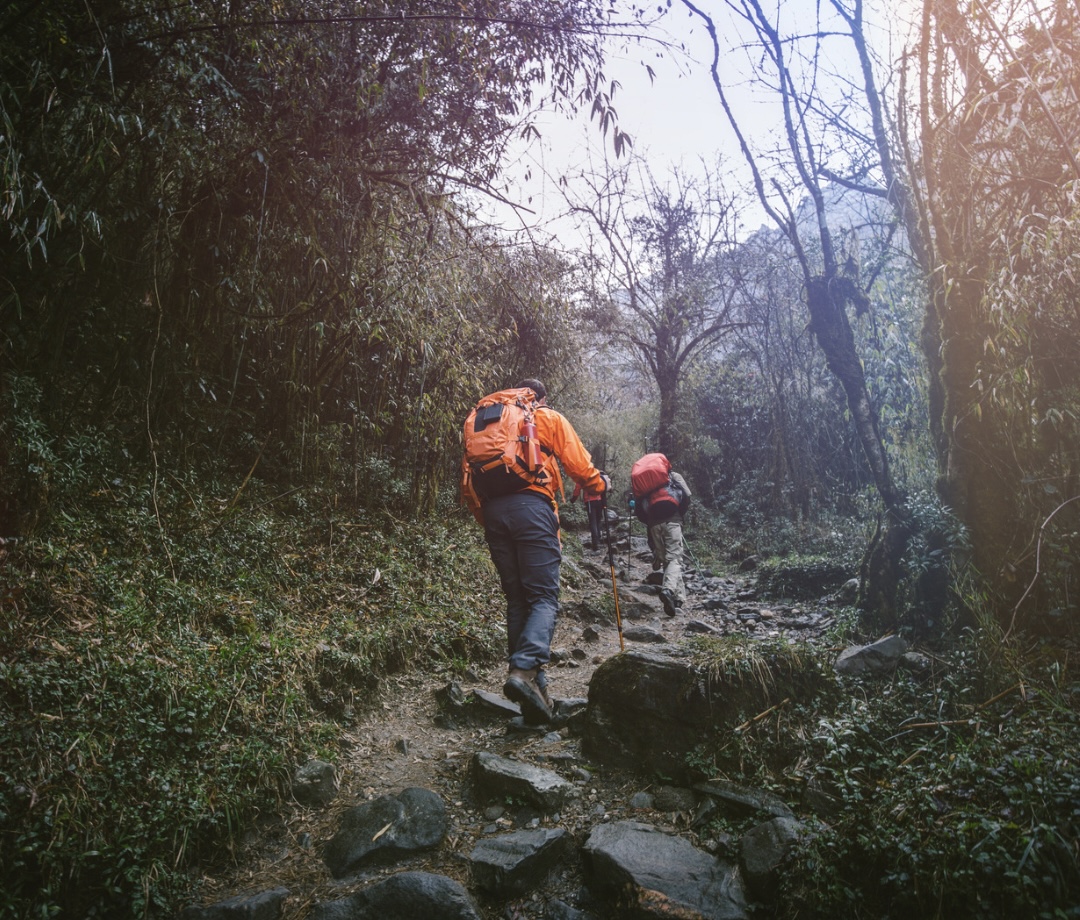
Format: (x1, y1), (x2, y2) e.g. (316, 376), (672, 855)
(536, 409), (607, 494)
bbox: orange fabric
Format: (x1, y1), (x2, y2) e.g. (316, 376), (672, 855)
(462, 404), (605, 523)
(572, 481), (604, 503)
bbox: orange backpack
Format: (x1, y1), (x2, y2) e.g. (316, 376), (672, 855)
(462, 388), (548, 501)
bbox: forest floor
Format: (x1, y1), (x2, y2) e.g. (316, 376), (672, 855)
(182, 530), (821, 919)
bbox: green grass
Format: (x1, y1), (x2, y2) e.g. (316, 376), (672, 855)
(0, 471), (504, 919)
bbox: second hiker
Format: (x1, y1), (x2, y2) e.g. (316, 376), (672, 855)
(630, 452), (691, 617)
(462, 379), (610, 724)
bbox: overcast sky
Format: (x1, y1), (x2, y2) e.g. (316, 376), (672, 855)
(478, 6), (729, 243)
(477, 1), (918, 249)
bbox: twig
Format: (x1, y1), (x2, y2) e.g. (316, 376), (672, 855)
(1004, 495), (1080, 642)
(898, 748), (926, 767)
(976, 683), (1023, 710)
(148, 202), (176, 583)
(219, 676), (248, 732)
(734, 698), (790, 732)
(900, 718), (976, 730)
(208, 482), (301, 539)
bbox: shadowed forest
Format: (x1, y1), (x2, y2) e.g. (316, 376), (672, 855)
(2, 1), (1079, 917)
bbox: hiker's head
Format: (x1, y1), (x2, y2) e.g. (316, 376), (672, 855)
(518, 379), (547, 403)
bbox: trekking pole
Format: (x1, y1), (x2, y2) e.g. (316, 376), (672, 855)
(626, 496), (634, 569)
(602, 492), (625, 652)
(682, 533), (700, 571)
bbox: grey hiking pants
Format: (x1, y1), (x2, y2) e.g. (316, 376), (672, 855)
(482, 491), (561, 688)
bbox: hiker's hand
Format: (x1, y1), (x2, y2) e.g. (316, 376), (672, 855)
(599, 472), (612, 495)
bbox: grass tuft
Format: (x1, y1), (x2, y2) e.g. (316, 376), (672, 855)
(0, 472), (502, 918)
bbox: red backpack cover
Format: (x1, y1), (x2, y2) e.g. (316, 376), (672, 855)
(631, 453), (682, 525)
(631, 453), (672, 499)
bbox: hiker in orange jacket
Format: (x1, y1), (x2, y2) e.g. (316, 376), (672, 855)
(464, 379), (609, 724)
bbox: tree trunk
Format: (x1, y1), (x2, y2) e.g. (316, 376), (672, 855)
(805, 275), (911, 626)
(656, 367), (679, 458)
(931, 276), (1022, 600)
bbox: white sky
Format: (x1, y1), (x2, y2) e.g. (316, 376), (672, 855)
(480, 6), (732, 243)
(477, 1), (920, 249)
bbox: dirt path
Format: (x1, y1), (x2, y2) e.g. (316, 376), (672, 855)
(184, 532), (761, 918)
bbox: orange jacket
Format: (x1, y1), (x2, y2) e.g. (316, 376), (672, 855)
(463, 405), (606, 525)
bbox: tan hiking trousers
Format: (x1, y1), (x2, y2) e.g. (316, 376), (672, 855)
(649, 519), (685, 607)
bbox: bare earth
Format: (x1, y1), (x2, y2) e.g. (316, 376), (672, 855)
(184, 531), (760, 919)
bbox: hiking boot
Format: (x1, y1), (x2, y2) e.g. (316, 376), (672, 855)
(535, 682), (556, 725)
(659, 588), (678, 618)
(503, 668), (553, 724)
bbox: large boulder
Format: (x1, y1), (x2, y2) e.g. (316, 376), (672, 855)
(583, 649), (715, 779)
(583, 646), (825, 781)
(582, 821), (749, 919)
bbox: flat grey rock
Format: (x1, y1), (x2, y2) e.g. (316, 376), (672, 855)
(582, 821), (749, 919)
(323, 787), (447, 879)
(471, 752), (577, 811)
(309, 871), (480, 920)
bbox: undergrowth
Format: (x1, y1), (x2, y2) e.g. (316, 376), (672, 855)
(690, 632), (1080, 919)
(0, 469), (502, 919)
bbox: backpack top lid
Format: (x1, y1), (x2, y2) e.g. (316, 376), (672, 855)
(470, 387), (538, 418)
(630, 452), (672, 499)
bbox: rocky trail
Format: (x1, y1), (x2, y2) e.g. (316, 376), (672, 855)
(180, 526), (854, 920)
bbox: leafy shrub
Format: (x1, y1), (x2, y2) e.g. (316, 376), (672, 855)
(895, 489), (974, 637)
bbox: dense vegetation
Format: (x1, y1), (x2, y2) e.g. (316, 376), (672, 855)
(2, 1), (1078, 917)
(690, 634), (1080, 918)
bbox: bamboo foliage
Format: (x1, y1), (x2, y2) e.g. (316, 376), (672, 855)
(902, 0), (1080, 616)
(0, 0), (629, 527)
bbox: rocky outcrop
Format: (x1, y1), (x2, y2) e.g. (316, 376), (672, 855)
(583, 646), (824, 781)
(583, 648), (718, 779)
